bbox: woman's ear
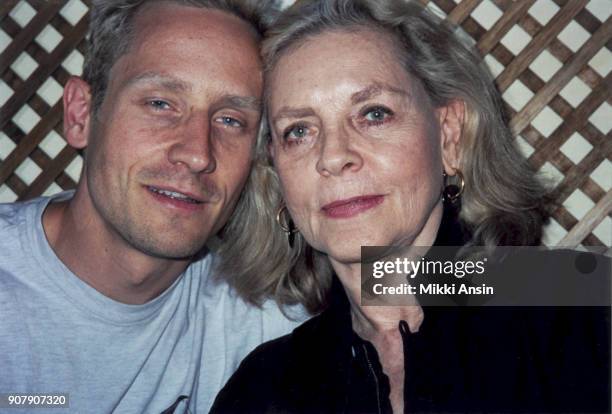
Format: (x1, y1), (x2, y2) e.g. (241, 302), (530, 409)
(437, 99), (465, 175)
(63, 77), (93, 149)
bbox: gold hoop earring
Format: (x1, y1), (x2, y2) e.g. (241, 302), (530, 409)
(276, 204), (298, 248)
(276, 205), (297, 233)
(443, 169), (464, 203)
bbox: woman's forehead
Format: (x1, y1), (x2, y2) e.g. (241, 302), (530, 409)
(268, 29), (418, 103)
(267, 45), (438, 123)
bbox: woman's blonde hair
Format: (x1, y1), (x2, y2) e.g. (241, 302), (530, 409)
(215, 0), (551, 314)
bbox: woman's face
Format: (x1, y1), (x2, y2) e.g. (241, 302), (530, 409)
(269, 29), (459, 266)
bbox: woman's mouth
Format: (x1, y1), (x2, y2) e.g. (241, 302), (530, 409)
(321, 195), (385, 219)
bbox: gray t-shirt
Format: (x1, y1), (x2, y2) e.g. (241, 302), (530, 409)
(0, 193), (305, 413)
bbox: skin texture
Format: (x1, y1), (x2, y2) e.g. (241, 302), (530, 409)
(269, 29), (461, 267)
(43, 3), (263, 304)
(269, 28), (464, 413)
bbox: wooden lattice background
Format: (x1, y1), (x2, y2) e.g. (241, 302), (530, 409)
(0, 0), (610, 248)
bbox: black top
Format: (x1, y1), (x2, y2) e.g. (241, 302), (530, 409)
(211, 275), (610, 413)
(211, 212), (611, 413)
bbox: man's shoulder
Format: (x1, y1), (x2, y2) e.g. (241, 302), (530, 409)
(0, 198), (43, 261)
(0, 193), (69, 232)
(0, 198), (36, 228)
(0, 199), (51, 327)
(184, 252), (309, 337)
(0, 194), (74, 290)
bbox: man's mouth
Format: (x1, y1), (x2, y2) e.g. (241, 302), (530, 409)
(147, 186), (203, 204)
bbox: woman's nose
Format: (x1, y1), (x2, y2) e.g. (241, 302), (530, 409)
(167, 116), (216, 174)
(315, 127), (363, 177)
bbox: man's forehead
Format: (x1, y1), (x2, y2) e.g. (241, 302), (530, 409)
(131, 1), (259, 42)
(100, 2), (263, 110)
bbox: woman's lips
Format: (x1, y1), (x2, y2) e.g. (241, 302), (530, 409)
(321, 195), (385, 219)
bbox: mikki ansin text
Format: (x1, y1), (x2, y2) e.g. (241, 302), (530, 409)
(371, 281), (494, 296)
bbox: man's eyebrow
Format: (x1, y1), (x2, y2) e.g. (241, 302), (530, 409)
(272, 107), (316, 122)
(122, 73), (261, 111)
(124, 72), (193, 93)
(350, 82), (411, 104)
(218, 95), (262, 112)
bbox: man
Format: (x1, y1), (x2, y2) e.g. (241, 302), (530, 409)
(0, 1), (303, 412)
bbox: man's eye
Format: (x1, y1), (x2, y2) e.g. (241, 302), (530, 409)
(363, 106), (393, 123)
(283, 124), (308, 140)
(216, 116), (243, 128)
(146, 99), (171, 111)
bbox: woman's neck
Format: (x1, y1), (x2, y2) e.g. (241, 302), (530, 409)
(330, 203), (444, 336)
(333, 262), (424, 337)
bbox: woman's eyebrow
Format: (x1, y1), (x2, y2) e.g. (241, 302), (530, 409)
(351, 82), (412, 104)
(272, 107), (316, 122)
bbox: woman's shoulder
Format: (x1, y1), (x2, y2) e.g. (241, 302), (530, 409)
(210, 333), (292, 413)
(231, 307), (341, 373)
(210, 311), (338, 413)
(211, 299), (356, 413)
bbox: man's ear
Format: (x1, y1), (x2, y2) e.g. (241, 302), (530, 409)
(437, 99), (465, 175)
(63, 77), (93, 149)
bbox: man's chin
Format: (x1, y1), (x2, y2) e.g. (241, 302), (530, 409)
(124, 230), (210, 261)
(141, 243), (208, 261)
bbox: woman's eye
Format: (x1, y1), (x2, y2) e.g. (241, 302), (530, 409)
(283, 124), (309, 140)
(216, 116), (243, 128)
(363, 106), (393, 123)
(147, 99), (172, 111)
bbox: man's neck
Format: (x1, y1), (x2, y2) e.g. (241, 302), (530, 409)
(42, 193), (191, 305)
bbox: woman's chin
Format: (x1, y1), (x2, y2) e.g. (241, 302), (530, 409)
(322, 233), (422, 269)
(324, 240), (387, 268)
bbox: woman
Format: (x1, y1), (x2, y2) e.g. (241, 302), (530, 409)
(212, 0), (610, 412)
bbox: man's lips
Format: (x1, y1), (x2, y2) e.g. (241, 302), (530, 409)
(321, 195), (384, 218)
(145, 185), (205, 208)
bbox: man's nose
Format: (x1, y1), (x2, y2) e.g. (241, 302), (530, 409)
(167, 115), (216, 174)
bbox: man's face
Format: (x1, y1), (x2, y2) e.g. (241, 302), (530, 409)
(82, 3), (262, 259)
